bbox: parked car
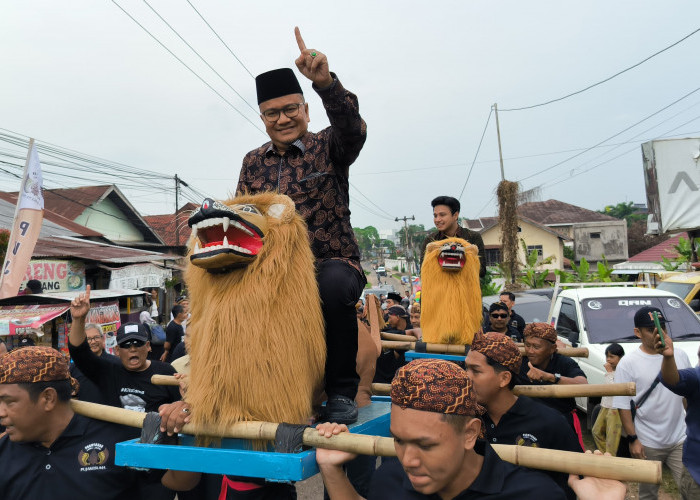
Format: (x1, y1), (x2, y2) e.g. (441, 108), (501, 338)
(656, 271), (700, 312)
(360, 284), (396, 302)
(550, 286), (700, 427)
(482, 292), (552, 325)
(376, 266), (387, 277)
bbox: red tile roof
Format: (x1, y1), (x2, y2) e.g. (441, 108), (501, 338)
(517, 199), (618, 225)
(143, 202), (198, 247)
(629, 232), (686, 262)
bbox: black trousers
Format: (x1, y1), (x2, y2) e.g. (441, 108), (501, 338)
(317, 259), (365, 400)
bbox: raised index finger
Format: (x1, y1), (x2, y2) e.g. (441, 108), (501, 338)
(294, 26), (306, 52)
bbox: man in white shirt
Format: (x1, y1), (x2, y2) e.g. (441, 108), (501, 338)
(612, 306), (691, 500)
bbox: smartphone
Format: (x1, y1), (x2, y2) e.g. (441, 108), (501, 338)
(652, 311), (666, 348)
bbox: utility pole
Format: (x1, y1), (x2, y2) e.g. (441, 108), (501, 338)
(493, 103), (505, 180)
(174, 175), (189, 247)
(396, 215), (415, 294)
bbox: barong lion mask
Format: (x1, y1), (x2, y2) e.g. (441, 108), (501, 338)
(188, 197), (290, 272)
(420, 237), (482, 345)
(437, 241), (467, 271)
(184, 192), (326, 440)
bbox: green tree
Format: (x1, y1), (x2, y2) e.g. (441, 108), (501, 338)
(598, 201), (646, 226)
(396, 224), (427, 271)
(517, 239), (555, 289)
(353, 226), (380, 260)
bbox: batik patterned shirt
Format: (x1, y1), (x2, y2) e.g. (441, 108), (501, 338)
(237, 74), (366, 270)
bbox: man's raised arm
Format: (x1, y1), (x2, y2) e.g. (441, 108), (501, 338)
(68, 285), (91, 347)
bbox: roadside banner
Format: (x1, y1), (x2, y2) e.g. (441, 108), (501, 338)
(0, 139), (44, 298)
(0, 304), (70, 336)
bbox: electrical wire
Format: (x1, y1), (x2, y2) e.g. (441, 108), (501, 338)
(110, 0), (265, 135)
(458, 107), (493, 200)
(142, 0), (258, 113)
(516, 84), (700, 183)
(185, 0), (255, 79)
(501, 26), (700, 111)
(349, 182), (394, 219)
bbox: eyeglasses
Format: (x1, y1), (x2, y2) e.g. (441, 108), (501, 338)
(490, 313), (509, 319)
(86, 336), (102, 343)
(120, 339), (146, 349)
(260, 103), (304, 122)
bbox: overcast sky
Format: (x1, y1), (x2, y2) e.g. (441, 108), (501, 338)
(2, 1), (700, 233)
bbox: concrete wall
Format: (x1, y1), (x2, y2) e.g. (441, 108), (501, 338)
(573, 221), (628, 262)
(481, 219), (564, 270)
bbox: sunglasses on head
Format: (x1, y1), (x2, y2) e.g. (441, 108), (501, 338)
(120, 339), (146, 349)
(490, 313), (509, 319)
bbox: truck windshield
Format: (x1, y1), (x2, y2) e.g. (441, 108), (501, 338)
(656, 282), (694, 300)
(581, 296), (700, 344)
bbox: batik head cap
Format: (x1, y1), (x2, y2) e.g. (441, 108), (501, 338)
(523, 322), (557, 343)
(255, 68), (303, 105)
(0, 346), (79, 394)
(391, 359), (484, 416)
(471, 331), (522, 374)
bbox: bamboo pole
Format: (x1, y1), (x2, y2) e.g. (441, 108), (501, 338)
(152, 374), (180, 386)
(69, 399), (660, 484)
(380, 332), (419, 342)
(380, 340), (588, 358)
(370, 383), (635, 398)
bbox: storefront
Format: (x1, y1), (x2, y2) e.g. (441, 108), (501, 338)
(0, 289), (146, 355)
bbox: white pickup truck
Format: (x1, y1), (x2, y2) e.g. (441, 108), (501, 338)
(550, 286), (700, 428)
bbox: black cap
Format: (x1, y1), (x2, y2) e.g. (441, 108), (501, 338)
(116, 322), (149, 345)
(387, 292), (402, 303)
(26, 280), (42, 294)
(256, 68), (303, 105)
(387, 306), (409, 319)
(634, 306), (670, 328)
(17, 337), (35, 348)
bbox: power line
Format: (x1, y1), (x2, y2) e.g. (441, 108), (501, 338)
(501, 26), (700, 111)
(516, 84), (700, 183)
(185, 0), (255, 79)
(142, 0), (258, 113)
(458, 107), (493, 200)
(349, 182), (394, 219)
(110, 0), (265, 135)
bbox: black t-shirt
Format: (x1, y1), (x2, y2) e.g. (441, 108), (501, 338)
(510, 309), (526, 334)
(368, 441), (565, 499)
(70, 350), (121, 405)
(482, 321), (523, 343)
(171, 341), (187, 362)
(483, 396), (583, 498)
(373, 328), (407, 384)
(0, 414), (142, 500)
(519, 353), (586, 415)
(69, 340), (180, 417)
(165, 321), (185, 360)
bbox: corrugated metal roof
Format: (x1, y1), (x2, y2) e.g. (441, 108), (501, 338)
(517, 199), (618, 225)
(32, 236), (179, 264)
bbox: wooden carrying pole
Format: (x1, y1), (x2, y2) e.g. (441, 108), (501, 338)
(70, 399), (660, 484)
(370, 382), (636, 398)
(380, 332), (419, 342)
(380, 340), (588, 358)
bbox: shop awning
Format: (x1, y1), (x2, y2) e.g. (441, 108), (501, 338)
(0, 304), (70, 336)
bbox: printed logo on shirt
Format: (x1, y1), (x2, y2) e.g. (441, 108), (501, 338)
(120, 393), (147, 412)
(515, 433), (540, 447)
(77, 442), (109, 471)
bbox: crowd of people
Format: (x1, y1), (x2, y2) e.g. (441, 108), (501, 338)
(1, 26), (698, 500)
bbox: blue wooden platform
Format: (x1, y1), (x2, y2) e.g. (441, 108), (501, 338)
(115, 400), (391, 482)
(405, 351), (465, 362)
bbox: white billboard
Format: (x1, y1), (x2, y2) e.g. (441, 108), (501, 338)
(642, 138), (700, 234)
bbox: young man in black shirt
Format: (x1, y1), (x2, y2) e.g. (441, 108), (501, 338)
(0, 346), (142, 499)
(519, 322), (588, 449)
(484, 302), (522, 343)
(162, 304), (187, 363)
(316, 359), (569, 499)
(466, 332), (583, 497)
